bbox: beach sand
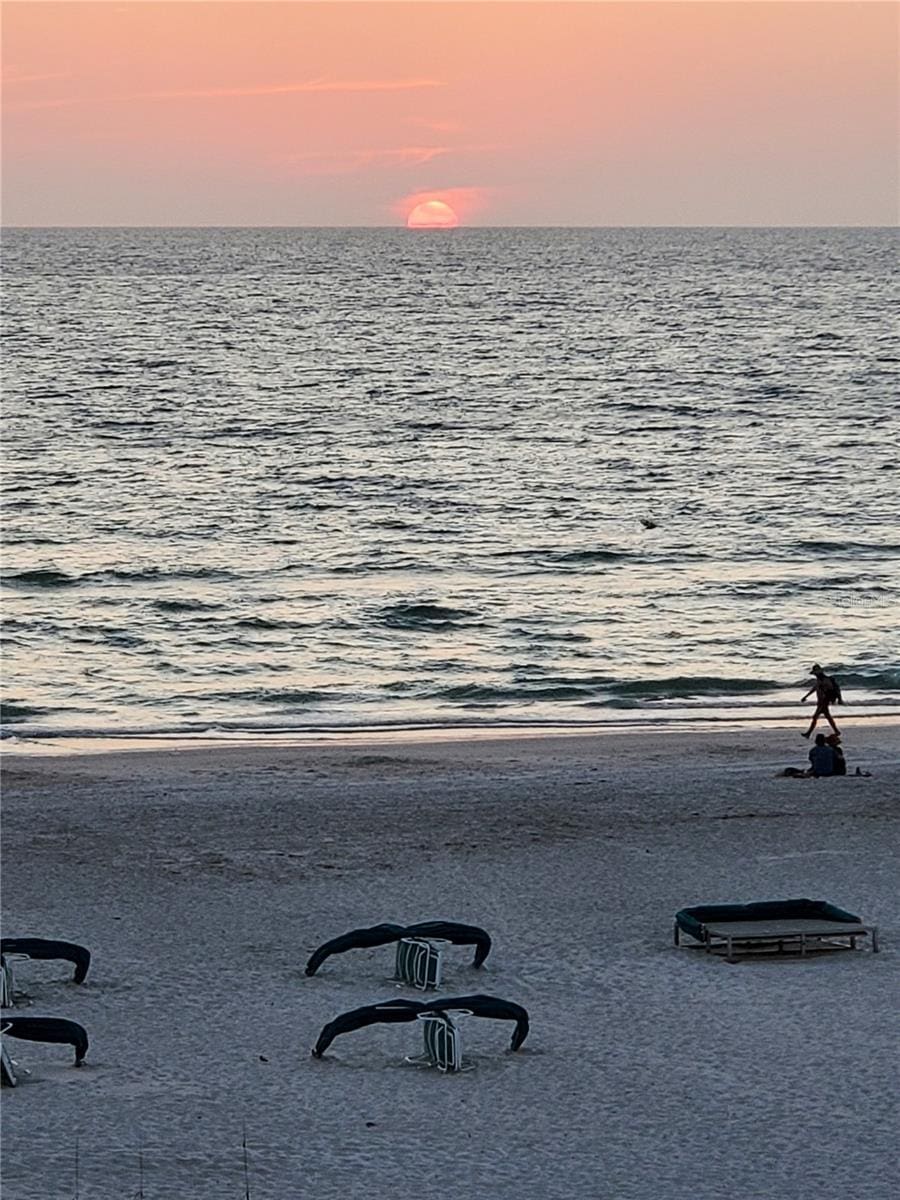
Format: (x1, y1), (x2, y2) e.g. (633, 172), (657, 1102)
(2, 723), (898, 1200)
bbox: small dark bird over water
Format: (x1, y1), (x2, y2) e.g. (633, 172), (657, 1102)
(640, 518), (658, 529)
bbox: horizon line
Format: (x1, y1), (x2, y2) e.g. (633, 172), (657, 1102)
(3, 223), (898, 231)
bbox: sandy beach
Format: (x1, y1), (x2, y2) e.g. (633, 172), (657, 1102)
(1, 722), (898, 1200)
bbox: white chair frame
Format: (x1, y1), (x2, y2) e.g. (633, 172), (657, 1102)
(393, 938), (445, 990)
(1, 1024), (19, 1087)
(405, 1010), (474, 1073)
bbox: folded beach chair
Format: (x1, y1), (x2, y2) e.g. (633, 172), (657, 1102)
(407, 1010), (472, 1073)
(674, 898), (880, 963)
(394, 937), (444, 990)
(407, 995), (530, 1071)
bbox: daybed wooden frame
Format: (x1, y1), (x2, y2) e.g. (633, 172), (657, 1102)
(674, 917), (879, 963)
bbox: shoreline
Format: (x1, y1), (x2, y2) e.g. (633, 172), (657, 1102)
(3, 710), (899, 759)
(3, 718), (898, 790)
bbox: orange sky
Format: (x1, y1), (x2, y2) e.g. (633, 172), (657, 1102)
(2, 1), (897, 225)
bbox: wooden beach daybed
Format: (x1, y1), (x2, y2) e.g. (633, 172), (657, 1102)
(674, 898), (879, 963)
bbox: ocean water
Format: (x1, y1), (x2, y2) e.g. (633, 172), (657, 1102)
(2, 227), (898, 741)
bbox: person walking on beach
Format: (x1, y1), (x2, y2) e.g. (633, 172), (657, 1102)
(801, 664), (842, 739)
(808, 733), (835, 777)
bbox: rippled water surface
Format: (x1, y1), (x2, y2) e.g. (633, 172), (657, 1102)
(2, 228), (898, 737)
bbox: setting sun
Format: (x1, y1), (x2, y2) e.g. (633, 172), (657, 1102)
(406, 200), (459, 229)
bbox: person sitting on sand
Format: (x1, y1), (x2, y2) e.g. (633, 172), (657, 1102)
(808, 733), (835, 778)
(826, 733), (847, 776)
(801, 664), (842, 739)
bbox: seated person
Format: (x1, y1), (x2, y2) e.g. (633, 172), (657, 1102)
(808, 733), (835, 777)
(826, 733), (847, 776)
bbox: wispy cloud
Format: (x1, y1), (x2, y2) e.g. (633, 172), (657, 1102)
(280, 143), (495, 176)
(3, 96), (84, 112)
(281, 146), (451, 176)
(150, 78), (445, 100)
(5, 77), (445, 113)
(406, 117), (465, 135)
(1, 71), (71, 86)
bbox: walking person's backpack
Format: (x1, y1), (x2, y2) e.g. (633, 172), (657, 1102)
(826, 675), (843, 705)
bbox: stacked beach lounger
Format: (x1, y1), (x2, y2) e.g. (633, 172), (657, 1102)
(1, 939), (91, 1085)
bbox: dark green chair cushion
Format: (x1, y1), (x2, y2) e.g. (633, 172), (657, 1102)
(675, 898), (861, 942)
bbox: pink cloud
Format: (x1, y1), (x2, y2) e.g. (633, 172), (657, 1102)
(4, 78), (444, 114)
(405, 117), (465, 135)
(2, 71), (71, 85)
(148, 78), (445, 100)
(280, 146), (451, 175)
(280, 144), (495, 176)
(3, 97), (82, 112)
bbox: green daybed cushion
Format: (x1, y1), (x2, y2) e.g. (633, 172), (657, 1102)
(675, 899), (862, 943)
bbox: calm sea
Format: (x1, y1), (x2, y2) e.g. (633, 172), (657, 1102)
(2, 227), (898, 741)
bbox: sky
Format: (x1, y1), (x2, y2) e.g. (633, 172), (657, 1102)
(2, 1), (898, 226)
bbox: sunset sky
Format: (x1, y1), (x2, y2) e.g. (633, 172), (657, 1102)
(2, 1), (897, 226)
